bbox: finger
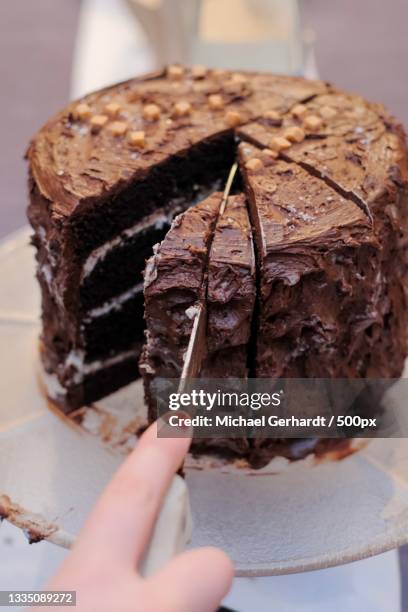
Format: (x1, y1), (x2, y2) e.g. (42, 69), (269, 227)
(72, 418), (192, 569)
(145, 547), (234, 612)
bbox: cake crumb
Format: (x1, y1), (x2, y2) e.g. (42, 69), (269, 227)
(104, 102), (121, 118)
(172, 101), (192, 117)
(208, 94), (225, 110)
(304, 115), (323, 131)
(225, 111), (242, 127)
(90, 114), (108, 133)
(143, 104), (161, 121)
(167, 65), (184, 80)
(269, 136), (292, 152)
(284, 126), (306, 143)
(128, 131), (146, 148)
(73, 103), (91, 121)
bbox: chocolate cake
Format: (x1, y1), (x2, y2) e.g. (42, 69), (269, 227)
(27, 66), (408, 464)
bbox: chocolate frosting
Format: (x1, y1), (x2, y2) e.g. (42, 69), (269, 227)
(205, 194), (255, 362)
(27, 69), (327, 218)
(238, 91), (408, 210)
(239, 143), (372, 259)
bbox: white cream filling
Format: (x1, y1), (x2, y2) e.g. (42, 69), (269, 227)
(83, 282), (144, 320)
(40, 264), (144, 319)
(80, 210), (170, 282)
(79, 183), (222, 284)
(42, 367), (68, 399)
(39, 262), (65, 309)
(63, 348), (140, 385)
(38, 184), (223, 389)
(38, 225), (58, 268)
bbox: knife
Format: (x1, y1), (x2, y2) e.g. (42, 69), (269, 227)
(178, 162), (238, 392)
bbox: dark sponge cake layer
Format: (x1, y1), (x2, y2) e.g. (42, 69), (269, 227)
(81, 288), (144, 362)
(39, 270), (144, 409)
(79, 209), (172, 311)
(51, 349), (143, 414)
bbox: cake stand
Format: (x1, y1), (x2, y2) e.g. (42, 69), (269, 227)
(1, 227), (408, 576)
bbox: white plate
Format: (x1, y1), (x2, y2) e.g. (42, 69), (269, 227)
(1, 228), (408, 576)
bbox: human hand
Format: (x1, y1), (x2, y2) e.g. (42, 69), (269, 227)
(32, 420), (233, 612)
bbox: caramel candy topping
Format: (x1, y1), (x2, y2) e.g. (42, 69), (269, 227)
(284, 126), (306, 143)
(304, 115), (323, 131)
(261, 148), (279, 164)
(172, 101), (192, 117)
(245, 158), (264, 173)
(212, 68), (227, 79)
(191, 65), (207, 79)
(128, 130), (146, 148)
(269, 136), (292, 152)
(143, 104), (161, 121)
(208, 94), (225, 110)
(108, 121), (128, 136)
(167, 65), (184, 80)
(291, 104), (307, 118)
(73, 103), (92, 121)
(225, 110), (242, 127)
(90, 114), (108, 133)
(231, 73), (248, 84)
(319, 105), (337, 119)
(104, 102), (121, 118)
(264, 110), (282, 123)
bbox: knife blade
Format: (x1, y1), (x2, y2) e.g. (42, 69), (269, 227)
(178, 163), (238, 393)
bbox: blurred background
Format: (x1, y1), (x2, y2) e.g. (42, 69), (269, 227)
(2, 0), (408, 239)
(0, 1), (407, 610)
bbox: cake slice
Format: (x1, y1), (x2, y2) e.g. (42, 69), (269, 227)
(194, 194), (256, 460)
(140, 193), (222, 414)
(238, 142), (380, 377)
(202, 194), (256, 377)
(238, 92), (408, 377)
